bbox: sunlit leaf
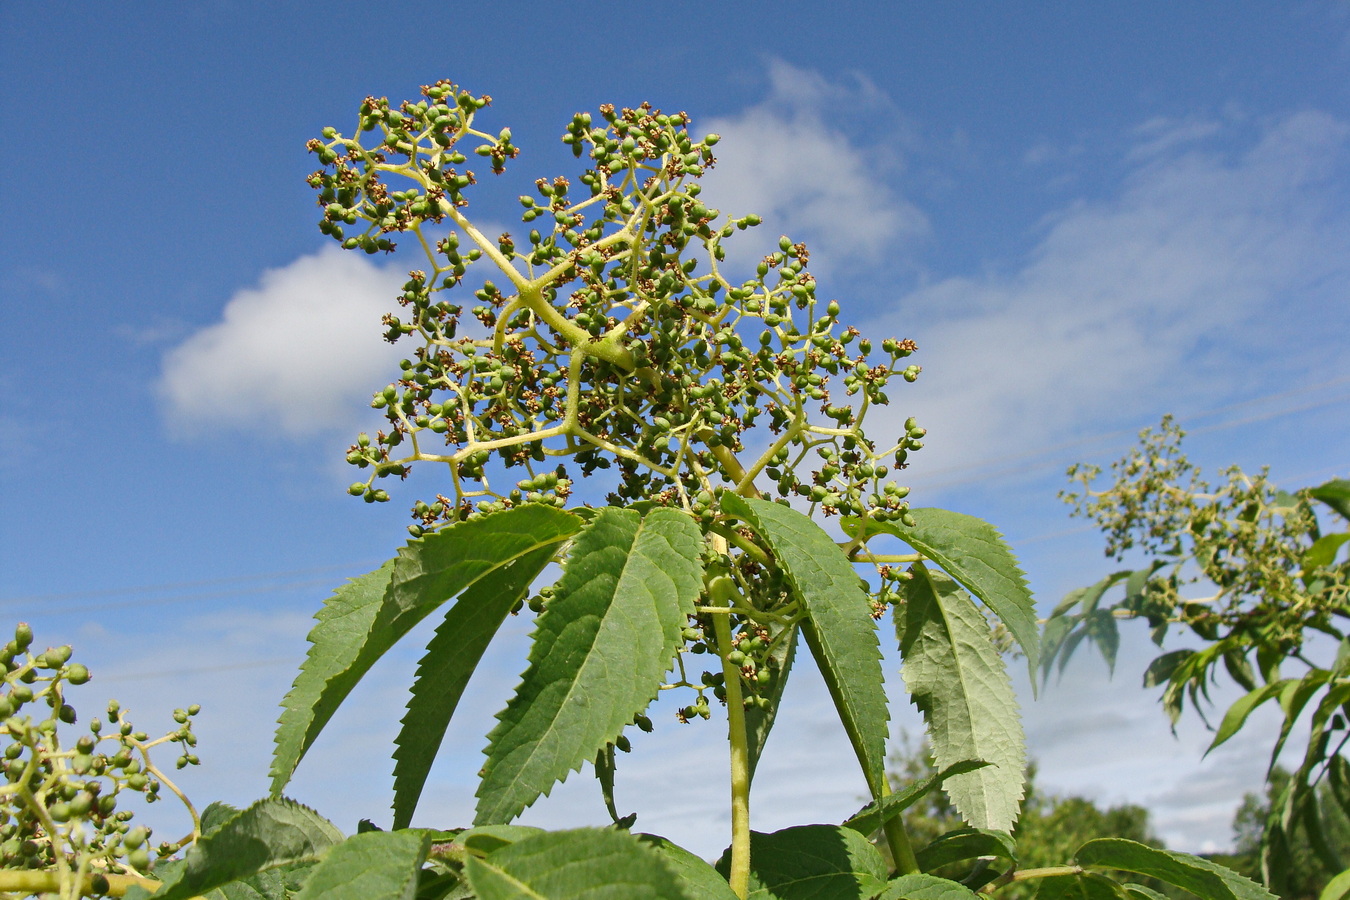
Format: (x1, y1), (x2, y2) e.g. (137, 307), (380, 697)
(476, 507), (703, 824)
(724, 495), (889, 796)
(294, 830), (429, 900)
(271, 506), (582, 794)
(851, 508), (1039, 671)
(465, 827), (693, 899)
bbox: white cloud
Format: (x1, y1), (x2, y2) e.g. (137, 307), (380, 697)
(882, 111), (1350, 480)
(699, 59), (929, 277)
(159, 248), (407, 437)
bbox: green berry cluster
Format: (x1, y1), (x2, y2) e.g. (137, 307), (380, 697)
(309, 80), (924, 538)
(0, 624), (202, 892)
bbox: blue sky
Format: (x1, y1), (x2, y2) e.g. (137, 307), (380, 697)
(3, 2), (1349, 858)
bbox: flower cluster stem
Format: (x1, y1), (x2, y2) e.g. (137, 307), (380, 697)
(708, 554), (752, 899)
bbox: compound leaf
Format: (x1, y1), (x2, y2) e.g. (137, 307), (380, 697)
(272, 505), (582, 794)
(464, 828), (692, 899)
(851, 508), (1039, 672)
(391, 542), (558, 828)
(155, 797), (344, 900)
(475, 507), (703, 825)
(294, 830), (429, 900)
(1076, 839), (1277, 900)
(899, 564), (1026, 832)
(723, 495), (889, 797)
(715, 825), (889, 900)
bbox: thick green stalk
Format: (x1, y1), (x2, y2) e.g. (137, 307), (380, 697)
(708, 560), (752, 898)
(879, 796), (920, 875)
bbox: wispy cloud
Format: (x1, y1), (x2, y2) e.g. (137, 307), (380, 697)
(158, 248), (406, 437)
(699, 59), (929, 278)
(883, 110), (1350, 479)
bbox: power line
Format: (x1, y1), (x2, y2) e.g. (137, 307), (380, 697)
(0, 560), (384, 609)
(5, 378), (1345, 615)
(95, 657), (301, 684)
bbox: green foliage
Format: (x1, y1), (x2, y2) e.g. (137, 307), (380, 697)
(462, 828), (692, 899)
(474, 507), (703, 825)
(1044, 417), (1350, 895)
(1218, 767), (1350, 899)
(722, 494), (890, 795)
(898, 565), (1026, 833)
(715, 825), (892, 899)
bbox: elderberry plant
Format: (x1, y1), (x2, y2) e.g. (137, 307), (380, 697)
(41, 80), (1275, 900)
(0, 624), (202, 900)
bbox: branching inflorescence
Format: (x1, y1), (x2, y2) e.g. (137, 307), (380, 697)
(0, 624), (202, 899)
(309, 79), (924, 539)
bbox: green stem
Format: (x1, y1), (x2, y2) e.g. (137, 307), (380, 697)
(879, 799), (920, 875)
(708, 558), (752, 899)
(0, 868), (183, 899)
(978, 865), (1083, 894)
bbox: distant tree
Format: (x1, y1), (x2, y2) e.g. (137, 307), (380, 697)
(882, 736), (1166, 897)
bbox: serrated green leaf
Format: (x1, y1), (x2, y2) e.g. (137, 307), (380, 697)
(1207, 680), (1290, 755)
(464, 827), (692, 899)
(271, 506), (582, 794)
(744, 622), (797, 785)
(914, 828), (1015, 873)
(873, 873), (980, 900)
(391, 542), (557, 828)
(899, 564), (1026, 832)
(155, 798), (344, 900)
(636, 834), (739, 900)
(723, 495), (889, 796)
(849, 508), (1039, 672)
(715, 825), (889, 900)
(294, 830), (430, 900)
(841, 759), (991, 837)
(475, 507), (703, 825)
(1076, 838), (1277, 900)
(1311, 479), (1350, 521)
(1032, 873), (1131, 900)
(270, 560), (395, 795)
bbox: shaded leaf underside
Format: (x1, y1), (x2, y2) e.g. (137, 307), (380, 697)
(900, 563), (1026, 833)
